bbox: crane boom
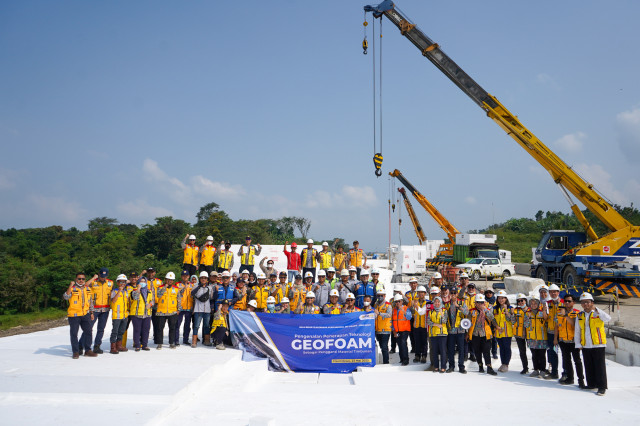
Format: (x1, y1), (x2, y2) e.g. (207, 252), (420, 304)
(398, 187), (427, 244)
(364, 0), (631, 234)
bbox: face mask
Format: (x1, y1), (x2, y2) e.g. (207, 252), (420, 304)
(377, 295), (384, 301)
(363, 301), (370, 307)
(140, 281), (147, 288)
(267, 303), (275, 310)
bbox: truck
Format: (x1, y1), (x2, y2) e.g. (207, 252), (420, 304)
(363, 1), (640, 297)
(457, 258), (516, 281)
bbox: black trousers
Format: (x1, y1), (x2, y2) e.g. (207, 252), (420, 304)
(432, 335), (447, 370)
(396, 331), (409, 363)
(157, 314), (178, 345)
(390, 332), (397, 351)
(516, 337), (528, 370)
(212, 326), (231, 345)
(412, 327), (428, 357)
(531, 348), (546, 371)
(199, 264), (213, 274)
(471, 337), (492, 368)
(583, 347), (607, 390)
(240, 264), (254, 275)
(559, 341), (584, 381)
(68, 314), (92, 353)
(376, 333), (390, 364)
(152, 310), (160, 343)
(183, 263), (197, 277)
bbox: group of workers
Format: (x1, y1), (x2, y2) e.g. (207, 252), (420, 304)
(63, 235), (609, 396)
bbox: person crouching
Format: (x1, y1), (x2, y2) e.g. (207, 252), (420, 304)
(211, 300), (231, 350)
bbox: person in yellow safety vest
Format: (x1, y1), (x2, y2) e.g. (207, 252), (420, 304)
(181, 234), (199, 277)
(541, 283), (562, 380)
(287, 274), (306, 313)
(176, 271), (194, 346)
(216, 241), (235, 273)
(89, 267), (113, 354)
(198, 236), (217, 274)
(318, 242), (333, 272)
(333, 244), (347, 272)
(146, 267), (164, 349)
(155, 273), (182, 349)
(322, 289), (342, 314)
(109, 274), (130, 354)
(128, 274), (154, 351)
(63, 272), (97, 358)
(237, 236), (262, 275)
(271, 272), (288, 304)
(301, 239), (319, 281)
(277, 297), (291, 313)
(446, 289), (469, 373)
(347, 240), (367, 280)
(427, 296), (449, 372)
(553, 293), (585, 387)
(524, 296), (548, 378)
(493, 289), (515, 373)
(513, 294), (530, 375)
(468, 294), (498, 375)
(211, 300), (230, 350)
(297, 291), (320, 314)
(459, 281), (477, 311)
(250, 272), (271, 311)
(411, 285), (429, 364)
(233, 278), (248, 311)
(341, 293), (360, 313)
(575, 292), (610, 396)
(374, 289), (392, 364)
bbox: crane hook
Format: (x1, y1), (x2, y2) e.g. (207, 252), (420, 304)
(363, 38), (368, 55)
(373, 153), (383, 177)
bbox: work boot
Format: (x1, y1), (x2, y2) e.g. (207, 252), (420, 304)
(116, 341), (128, 352)
(459, 366), (467, 374)
(169, 344), (176, 349)
(110, 343), (119, 354)
(578, 379), (587, 389)
(389, 348), (396, 354)
(529, 370), (540, 378)
(478, 365), (485, 373)
(78, 347), (84, 356)
(596, 389), (606, 396)
(93, 345), (103, 354)
(156, 344), (162, 350)
(72, 352), (79, 359)
(425, 364), (436, 371)
(469, 354), (476, 362)
(203, 335), (212, 347)
(497, 364), (505, 372)
(420, 355), (427, 364)
(446, 368), (454, 373)
(543, 371), (559, 380)
(561, 378), (574, 385)
(520, 368), (529, 375)
(558, 374), (568, 384)
(413, 355), (420, 363)
(84, 349), (97, 357)
(216, 343), (226, 350)
(141, 346), (150, 351)
(135, 347), (140, 352)
(192, 335), (198, 348)
(487, 366), (497, 376)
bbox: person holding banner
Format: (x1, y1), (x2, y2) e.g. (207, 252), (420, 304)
(323, 289), (342, 314)
(341, 293), (360, 313)
(374, 289), (392, 364)
(411, 286), (429, 364)
(392, 293), (412, 366)
(297, 291), (320, 314)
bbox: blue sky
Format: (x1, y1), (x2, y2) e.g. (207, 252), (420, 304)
(1, 0), (639, 252)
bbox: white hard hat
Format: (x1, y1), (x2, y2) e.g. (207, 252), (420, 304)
(206, 236), (213, 241)
(371, 268), (380, 274)
(393, 284), (402, 292)
(306, 291), (316, 298)
(199, 271), (209, 278)
(348, 266), (357, 272)
(116, 274), (127, 281)
(304, 272), (313, 278)
(307, 239), (314, 244)
(189, 234), (196, 240)
(580, 292), (594, 301)
(417, 285), (427, 292)
(496, 290), (508, 297)
(328, 267), (336, 272)
(248, 300), (258, 308)
(433, 272), (442, 279)
(360, 270), (370, 276)
(322, 241), (329, 246)
(376, 288), (386, 295)
(317, 270), (326, 276)
(394, 294), (403, 302)
(548, 284), (560, 291)
(459, 272), (469, 279)
(340, 269), (349, 276)
(241, 269), (250, 275)
(281, 297), (290, 303)
(430, 286), (440, 294)
(539, 285), (549, 291)
(257, 272), (266, 279)
(330, 289), (339, 297)
(475, 294), (486, 302)
(516, 293), (527, 300)
(346, 293), (355, 300)
(221, 271), (231, 277)
(165, 272), (175, 280)
(267, 296), (276, 304)
(409, 277), (418, 283)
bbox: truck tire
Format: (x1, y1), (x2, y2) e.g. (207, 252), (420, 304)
(562, 266), (579, 286)
(502, 270), (511, 278)
(535, 266), (548, 282)
(471, 270), (481, 281)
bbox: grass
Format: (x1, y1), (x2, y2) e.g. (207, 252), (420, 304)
(0, 307), (67, 331)
(494, 231), (541, 263)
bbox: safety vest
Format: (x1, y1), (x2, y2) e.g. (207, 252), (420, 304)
(179, 282), (194, 311)
(318, 251), (332, 269)
(375, 302), (392, 332)
(200, 245), (216, 266)
(546, 299), (563, 332)
(349, 249), (364, 267)
(110, 289), (129, 320)
(233, 288), (248, 311)
(271, 283), (286, 304)
(211, 311), (228, 333)
(413, 300), (428, 328)
(526, 309), (547, 341)
(240, 245), (257, 265)
(324, 303), (342, 315)
(183, 244), (199, 266)
(428, 310), (448, 337)
(392, 306), (411, 332)
(91, 279), (113, 309)
(215, 285), (235, 312)
(252, 285), (270, 309)
(301, 248), (317, 268)
(405, 290), (418, 305)
(130, 289), (153, 317)
(67, 285), (91, 317)
(465, 293), (477, 310)
(149, 278), (163, 301)
(557, 310), (579, 342)
(301, 304), (320, 314)
(450, 301), (467, 329)
(157, 286), (179, 315)
(343, 305), (361, 313)
(512, 307), (527, 338)
(333, 252), (347, 270)
(469, 309), (493, 340)
(577, 310), (607, 346)
(289, 286), (306, 312)
(218, 250), (234, 269)
(493, 306), (514, 338)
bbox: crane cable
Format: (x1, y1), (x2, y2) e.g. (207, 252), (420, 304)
(367, 16), (384, 177)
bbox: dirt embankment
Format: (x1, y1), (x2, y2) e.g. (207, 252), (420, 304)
(0, 317), (68, 338)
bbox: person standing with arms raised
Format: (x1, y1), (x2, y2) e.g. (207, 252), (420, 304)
(347, 240), (367, 280)
(181, 234), (199, 277)
(198, 236), (216, 274)
(238, 236), (261, 275)
(283, 242), (301, 284)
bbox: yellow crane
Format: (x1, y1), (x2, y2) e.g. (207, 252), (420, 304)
(397, 187), (426, 245)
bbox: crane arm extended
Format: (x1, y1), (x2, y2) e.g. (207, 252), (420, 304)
(365, 1), (631, 233)
(390, 169), (459, 243)
(398, 187), (427, 244)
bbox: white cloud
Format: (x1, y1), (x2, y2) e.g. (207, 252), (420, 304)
(555, 132), (586, 153)
(305, 186), (377, 209)
(464, 196), (477, 205)
(574, 163), (627, 205)
(117, 200), (173, 219)
(191, 175), (245, 199)
(27, 195), (86, 223)
(616, 107), (640, 162)
(0, 168), (18, 190)
(342, 186), (377, 208)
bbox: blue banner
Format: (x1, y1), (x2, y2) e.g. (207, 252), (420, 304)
(229, 310), (376, 373)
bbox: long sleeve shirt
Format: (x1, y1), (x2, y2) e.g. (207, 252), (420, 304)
(574, 307), (611, 349)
